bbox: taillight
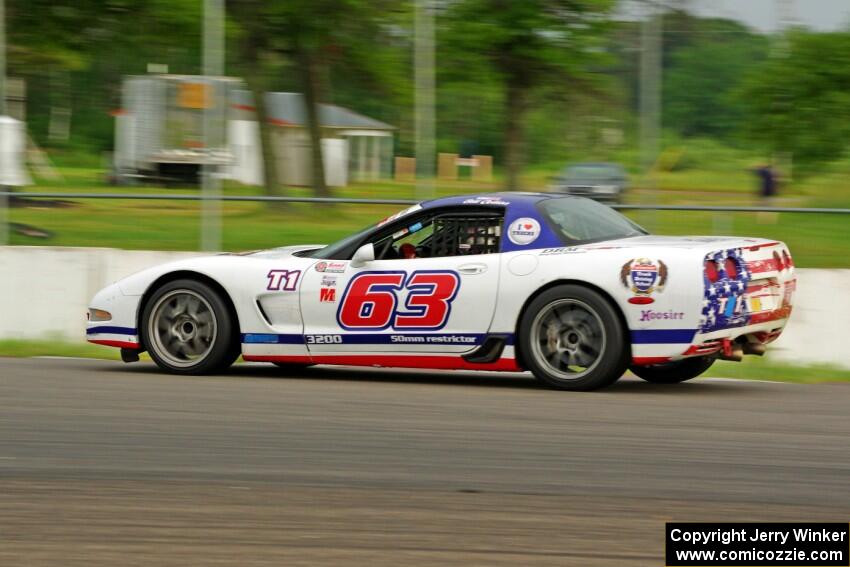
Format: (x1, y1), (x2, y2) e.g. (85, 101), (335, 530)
(724, 258), (738, 279)
(705, 259), (719, 282)
(773, 251), (784, 272)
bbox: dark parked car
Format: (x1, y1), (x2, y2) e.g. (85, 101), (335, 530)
(549, 162), (627, 203)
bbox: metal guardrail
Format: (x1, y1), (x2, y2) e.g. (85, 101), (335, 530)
(2, 192), (850, 214)
(0, 192), (420, 206)
(2, 191), (849, 249)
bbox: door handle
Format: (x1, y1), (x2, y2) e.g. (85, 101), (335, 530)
(458, 263), (487, 275)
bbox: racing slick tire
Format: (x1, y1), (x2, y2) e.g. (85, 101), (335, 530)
(519, 284), (629, 391)
(142, 279), (240, 375)
(629, 356), (715, 384)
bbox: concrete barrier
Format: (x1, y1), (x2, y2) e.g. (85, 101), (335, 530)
(0, 246), (845, 369)
(0, 247), (200, 341)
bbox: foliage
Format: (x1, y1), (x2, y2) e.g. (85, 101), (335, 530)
(441, 0), (616, 189)
(663, 36), (769, 139)
(738, 31), (850, 173)
(6, 2), (850, 184)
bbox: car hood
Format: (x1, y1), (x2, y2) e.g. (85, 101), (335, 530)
(223, 244), (324, 260)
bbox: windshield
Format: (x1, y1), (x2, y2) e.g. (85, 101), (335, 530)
(305, 223), (374, 259)
(305, 203), (423, 259)
(539, 197), (646, 245)
(565, 165), (621, 180)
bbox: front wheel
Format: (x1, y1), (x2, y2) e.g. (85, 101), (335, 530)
(629, 356), (715, 384)
(142, 279), (239, 375)
(519, 285), (629, 391)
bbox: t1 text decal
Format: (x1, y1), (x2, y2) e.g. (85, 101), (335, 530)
(266, 269), (301, 292)
(337, 270), (460, 331)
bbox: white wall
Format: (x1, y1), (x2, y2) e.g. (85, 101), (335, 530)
(768, 269), (848, 369)
(0, 247), (199, 341)
(0, 117), (32, 186)
(0, 246), (845, 369)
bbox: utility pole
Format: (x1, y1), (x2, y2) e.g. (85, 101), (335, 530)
(773, 0), (796, 181)
(201, 0), (224, 251)
(639, 0), (661, 228)
(414, 0), (436, 201)
(0, 0), (6, 116)
(0, 0), (8, 248)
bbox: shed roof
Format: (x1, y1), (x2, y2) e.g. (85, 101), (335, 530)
(234, 91), (394, 130)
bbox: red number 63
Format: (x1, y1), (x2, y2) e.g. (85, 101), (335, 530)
(337, 271), (460, 330)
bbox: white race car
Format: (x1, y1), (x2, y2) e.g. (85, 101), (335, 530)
(87, 193), (795, 390)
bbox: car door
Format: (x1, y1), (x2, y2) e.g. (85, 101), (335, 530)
(299, 207), (504, 356)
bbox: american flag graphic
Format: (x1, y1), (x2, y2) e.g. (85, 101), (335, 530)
(700, 248), (752, 333)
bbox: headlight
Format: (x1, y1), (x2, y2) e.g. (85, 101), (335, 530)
(88, 309), (112, 322)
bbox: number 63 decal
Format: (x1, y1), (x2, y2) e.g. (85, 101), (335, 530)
(337, 270), (460, 331)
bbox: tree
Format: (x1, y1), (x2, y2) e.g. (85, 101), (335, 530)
(6, 0), (202, 148)
(229, 0), (404, 198)
(443, 0), (615, 190)
(663, 34), (768, 139)
(739, 31), (850, 173)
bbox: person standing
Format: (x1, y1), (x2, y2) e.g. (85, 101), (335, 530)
(752, 162), (779, 223)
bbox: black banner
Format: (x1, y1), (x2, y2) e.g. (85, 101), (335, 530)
(666, 523), (849, 566)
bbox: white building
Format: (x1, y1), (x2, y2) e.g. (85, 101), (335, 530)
(113, 75), (395, 188)
(232, 91), (395, 188)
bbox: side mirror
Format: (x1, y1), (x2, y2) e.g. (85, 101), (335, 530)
(351, 243), (375, 267)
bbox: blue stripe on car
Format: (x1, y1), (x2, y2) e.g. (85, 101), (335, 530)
(86, 326), (137, 335)
(630, 329), (696, 344)
(242, 333), (496, 345)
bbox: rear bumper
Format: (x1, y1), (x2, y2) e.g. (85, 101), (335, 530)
(632, 242), (796, 365)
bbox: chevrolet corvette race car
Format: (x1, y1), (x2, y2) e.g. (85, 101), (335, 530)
(87, 193), (796, 391)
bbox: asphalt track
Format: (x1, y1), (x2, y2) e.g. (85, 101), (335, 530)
(1, 357), (848, 566)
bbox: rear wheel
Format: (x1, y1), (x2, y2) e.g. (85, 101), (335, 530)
(630, 356), (715, 384)
(142, 279), (239, 375)
(519, 285), (629, 391)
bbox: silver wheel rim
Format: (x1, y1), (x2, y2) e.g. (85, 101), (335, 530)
(148, 290), (217, 368)
(530, 298), (606, 380)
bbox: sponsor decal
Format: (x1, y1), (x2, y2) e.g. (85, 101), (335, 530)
(267, 333), (486, 345)
(337, 270), (460, 331)
(391, 334), (477, 344)
(640, 309), (684, 322)
(620, 258), (668, 299)
(377, 204), (422, 227)
(539, 247), (587, 256)
(462, 197), (510, 206)
(306, 334), (343, 344)
(266, 269), (301, 291)
(319, 287), (337, 303)
(507, 217), (541, 246)
(315, 261), (347, 273)
(320, 275), (337, 287)
(700, 248), (753, 332)
(392, 228), (409, 239)
(408, 222), (423, 233)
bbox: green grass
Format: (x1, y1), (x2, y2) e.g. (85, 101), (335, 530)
(5, 148), (850, 267)
(1, 340), (848, 384)
(8, 181), (849, 266)
(705, 356), (850, 384)
(0, 339), (125, 360)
